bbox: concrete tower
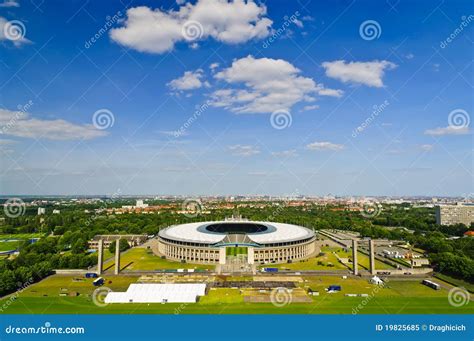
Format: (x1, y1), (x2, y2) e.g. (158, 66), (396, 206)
(369, 239), (375, 275)
(352, 239), (358, 275)
(97, 239), (104, 275)
(114, 239), (121, 275)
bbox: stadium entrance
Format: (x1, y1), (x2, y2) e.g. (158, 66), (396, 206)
(219, 246), (253, 273)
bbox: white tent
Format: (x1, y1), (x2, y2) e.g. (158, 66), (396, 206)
(370, 276), (384, 285)
(105, 283), (207, 304)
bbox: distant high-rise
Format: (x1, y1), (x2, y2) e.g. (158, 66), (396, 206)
(435, 204), (474, 226)
(136, 199), (148, 208)
(37, 207), (46, 215)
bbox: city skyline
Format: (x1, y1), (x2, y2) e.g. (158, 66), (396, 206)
(0, 0), (472, 197)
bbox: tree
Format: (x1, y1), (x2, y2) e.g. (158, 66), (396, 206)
(71, 238), (88, 254)
(108, 239), (130, 253)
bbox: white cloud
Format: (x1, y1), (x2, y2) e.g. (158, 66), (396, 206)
(424, 126), (470, 136)
(419, 144), (434, 152)
(405, 53), (414, 60)
(110, 0), (272, 54)
(0, 0), (19, 7)
(0, 109), (107, 140)
(322, 60), (396, 87)
(210, 55), (342, 114)
(317, 88), (343, 97)
(272, 149), (297, 157)
(306, 141), (344, 151)
(301, 105), (319, 111)
(159, 130), (189, 137)
(228, 144), (260, 156)
(209, 62), (219, 71)
(168, 69), (207, 91)
(0, 17), (31, 47)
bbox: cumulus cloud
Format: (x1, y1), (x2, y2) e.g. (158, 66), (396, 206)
(424, 126), (470, 136)
(306, 141), (344, 151)
(168, 69), (208, 91)
(210, 55), (343, 114)
(322, 60), (396, 87)
(0, 109), (107, 140)
(228, 144), (260, 156)
(109, 0), (272, 54)
(419, 144), (434, 151)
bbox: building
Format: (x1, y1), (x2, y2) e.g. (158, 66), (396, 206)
(88, 234), (148, 250)
(435, 204), (474, 226)
(136, 199), (148, 208)
(37, 207), (46, 215)
(157, 220), (317, 265)
(411, 258), (430, 267)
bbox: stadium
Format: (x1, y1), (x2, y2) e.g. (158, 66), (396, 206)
(157, 220), (317, 264)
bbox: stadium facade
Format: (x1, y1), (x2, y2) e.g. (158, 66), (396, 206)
(157, 221), (317, 264)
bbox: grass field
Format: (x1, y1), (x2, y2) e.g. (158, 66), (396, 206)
(226, 247), (248, 256)
(1, 274), (472, 314)
(434, 273), (474, 293)
(328, 247), (393, 270)
(257, 247), (394, 271)
(0, 233), (44, 240)
(102, 248), (214, 272)
(0, 233), (44, 252)
(0, 241), (19, 252)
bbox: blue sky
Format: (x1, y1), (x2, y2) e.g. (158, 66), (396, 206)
(0, 0), (472, 196)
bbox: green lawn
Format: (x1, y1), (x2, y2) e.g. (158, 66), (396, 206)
(0, 241), (19, 252)
(0, 233), (44, 240)
(331, 247), (394, 270)
(258, 251), (347, 271)
(102, 247), (214, 272)
(226, 247), (248, 256)
(1, 275), (472, 314)
(434, 273), (474, 293)
(0, 233), (44, 252)
(257, 247), (394, 271)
